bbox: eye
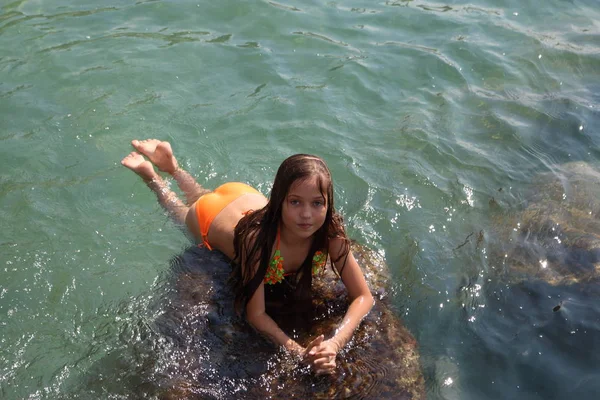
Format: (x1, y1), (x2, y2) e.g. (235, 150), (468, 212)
(290, 199), (300, 206)
(313, 200), (324, 207)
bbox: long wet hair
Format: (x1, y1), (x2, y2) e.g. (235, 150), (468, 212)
(231, 154), (350, 315)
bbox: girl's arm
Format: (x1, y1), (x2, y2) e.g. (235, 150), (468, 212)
(238, 234), (305, 354)
(308, 238), (374, 374)
(245, 270), (323, 358)
(239, 234), (308, 355)
(328, 238), (374, 350)
(245, 281), (303, 355)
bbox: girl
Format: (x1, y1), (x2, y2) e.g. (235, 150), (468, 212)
(122, 139), (374, 375)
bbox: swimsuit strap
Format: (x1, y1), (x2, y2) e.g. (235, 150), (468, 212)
(264, 228), (326, 284)
(264, 227), (285, 285)
(312, 250), (327, 275)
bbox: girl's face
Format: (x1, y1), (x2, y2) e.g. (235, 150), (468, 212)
(281, 176), (328, 240)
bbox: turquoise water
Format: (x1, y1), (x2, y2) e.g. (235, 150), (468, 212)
(1, 0), (599, 398)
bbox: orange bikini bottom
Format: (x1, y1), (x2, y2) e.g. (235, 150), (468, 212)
(195, 182), (261, 249)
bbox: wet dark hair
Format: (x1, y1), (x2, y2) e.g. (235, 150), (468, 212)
(231, 154), (350, 315)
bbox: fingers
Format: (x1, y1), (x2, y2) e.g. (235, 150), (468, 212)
(311, 351), (336, 375)
(314, 357), (336, 375)
(313, 351), (336, 361)
(309, 334), (324, 348)
(313, 347), (336, 356)
(305, 335), (324, 356)
(302, 336), (338, 376)
(310, 349), (336, 360)
(313, 353), (335, 367)
(315, 366), (335, 376)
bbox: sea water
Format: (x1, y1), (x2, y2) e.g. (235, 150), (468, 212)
(1, 0), (599, 398)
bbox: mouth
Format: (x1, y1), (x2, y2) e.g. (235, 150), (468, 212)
(298, 223), (312, 230)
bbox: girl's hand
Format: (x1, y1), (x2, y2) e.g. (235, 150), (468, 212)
(299, 334), (323, 364)
(285, 335), (326, 363)
(306, 338), (339, 375)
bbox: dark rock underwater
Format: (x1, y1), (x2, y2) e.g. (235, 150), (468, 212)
(147, 243), (426, 399)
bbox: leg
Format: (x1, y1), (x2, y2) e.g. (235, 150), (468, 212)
(172, 168), (211, 205)
(131, 139), (210, 205)
(121, 152), (189, 225)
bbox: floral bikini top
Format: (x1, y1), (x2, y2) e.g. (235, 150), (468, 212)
(263, 230), (327, 285)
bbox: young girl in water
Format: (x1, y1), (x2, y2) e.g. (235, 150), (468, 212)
(122, 139), (374, 375)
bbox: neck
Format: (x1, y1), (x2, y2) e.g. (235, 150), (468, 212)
(279, 227), (313, 247)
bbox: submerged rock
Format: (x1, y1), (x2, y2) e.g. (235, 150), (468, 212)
(153, 242), (424, 399)
(492, 162), (600, 288)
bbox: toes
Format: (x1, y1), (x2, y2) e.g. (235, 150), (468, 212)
(131, 139), (153, 147)
(156, 141), (172, 152)
(132, 139), (161, 152)
(121, 152), (142, 164)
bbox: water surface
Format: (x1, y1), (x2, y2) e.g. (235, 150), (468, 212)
(1, 0), (599, 398)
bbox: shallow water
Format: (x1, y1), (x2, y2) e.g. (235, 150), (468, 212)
(1, 0), (599, 399)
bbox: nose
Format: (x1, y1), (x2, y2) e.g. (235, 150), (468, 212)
(300, 205), (311, 219)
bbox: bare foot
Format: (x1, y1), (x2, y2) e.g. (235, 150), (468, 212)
(121, 152), (158, 182)
(131, 139), (178, 174)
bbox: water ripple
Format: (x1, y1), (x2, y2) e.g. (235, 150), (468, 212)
(293, 31), (350, 48)
(268, 1), (302, 12)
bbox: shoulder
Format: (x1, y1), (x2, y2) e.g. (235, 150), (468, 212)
(327, 236), (350, 261)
